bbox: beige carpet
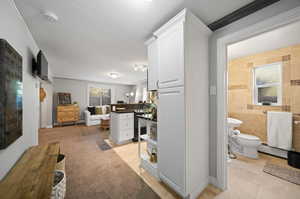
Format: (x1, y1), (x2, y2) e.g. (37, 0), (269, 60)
(39, 125), (160, 199)
(263, 161), (300, 185)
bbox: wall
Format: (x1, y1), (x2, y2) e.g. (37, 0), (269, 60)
(40, 81), (53, 128)
(0, 0), (40, 179)
(228, 44), (300, 151)
(209, 0), (300, 178)
(52, 78), (133, 122)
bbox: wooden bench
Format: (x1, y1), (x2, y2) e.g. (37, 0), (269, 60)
(0, 142), (60, 199)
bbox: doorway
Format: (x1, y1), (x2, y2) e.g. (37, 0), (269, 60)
(215, 7), (300, 190)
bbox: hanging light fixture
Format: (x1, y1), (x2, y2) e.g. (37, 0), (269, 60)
(107, 72), (121, 79)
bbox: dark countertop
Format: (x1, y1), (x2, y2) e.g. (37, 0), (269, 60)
(111, 110), (147, 114)
(111, 110), (134, 113)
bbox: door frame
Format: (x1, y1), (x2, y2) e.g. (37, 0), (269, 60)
(215, 6), (300, 190)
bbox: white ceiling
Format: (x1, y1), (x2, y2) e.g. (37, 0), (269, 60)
(15, 0), (254, 84)
(228, 20), (300, 60)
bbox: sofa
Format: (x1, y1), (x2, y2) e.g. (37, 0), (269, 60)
(84, 106), (110, 126)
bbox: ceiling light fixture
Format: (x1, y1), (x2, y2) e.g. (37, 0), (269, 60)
(43, 11), (59, 22)
(133, 64), (147, 72)
(108, 72), (121, 79)
(144, 0), (153, 2)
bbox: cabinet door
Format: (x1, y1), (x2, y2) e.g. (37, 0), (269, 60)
(157, 22), (184, 89)
(119, 118), (134, 130)
(158, 87), (185, 194)
(147, 39), (159, 91)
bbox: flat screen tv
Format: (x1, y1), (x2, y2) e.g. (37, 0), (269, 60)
(0, 39), (23, 149)
(33, 50), (48, 80)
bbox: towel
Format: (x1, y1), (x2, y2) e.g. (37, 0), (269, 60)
(267, 111), (292, 150)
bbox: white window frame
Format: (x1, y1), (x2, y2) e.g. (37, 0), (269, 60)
(87, 84), (115, 106)
(253, 62), (282, 106)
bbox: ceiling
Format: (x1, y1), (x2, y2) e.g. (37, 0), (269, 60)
(15, 0), (254, 85)
(228, 20), (300, 60)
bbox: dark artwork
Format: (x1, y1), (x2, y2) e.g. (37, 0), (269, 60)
(0, 39), (23, 149)
(57, 93), (71, 105)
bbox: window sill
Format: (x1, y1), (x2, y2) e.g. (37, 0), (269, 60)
(247, 104), (290, 112)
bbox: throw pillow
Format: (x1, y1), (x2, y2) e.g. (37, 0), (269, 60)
(95, 107), (103, 115)
(87, 107), (96, 115)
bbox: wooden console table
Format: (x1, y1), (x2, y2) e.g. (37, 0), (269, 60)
(0, 142), (60, 199)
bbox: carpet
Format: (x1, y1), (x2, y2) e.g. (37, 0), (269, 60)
(39, 125), (160, 199)
(263, 161), (300, 185)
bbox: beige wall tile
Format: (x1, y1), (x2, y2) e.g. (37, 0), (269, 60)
(229, 43), (300, 151)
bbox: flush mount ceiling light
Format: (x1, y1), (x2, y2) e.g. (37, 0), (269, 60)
(42, 11), (59, 22)
(107, 72), (121, 79)
(144, 0), (153, 2)
(133, 64), (148, 72)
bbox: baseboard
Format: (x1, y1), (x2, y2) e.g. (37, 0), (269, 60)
(189, 178), (209, 199)
(209, 176), (219, 188)
(258, 144), (287, 159)
(46, 125), (53, 129)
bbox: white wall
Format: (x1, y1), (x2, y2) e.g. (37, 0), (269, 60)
(0, 0), (40, 179)
(40, 81), (53, 128)
(209, 0), (300, 178)
(52, 78), (133, 122)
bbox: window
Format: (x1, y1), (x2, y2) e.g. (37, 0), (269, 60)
(88, 87), (111, 106)
(253, 63), (282, 105)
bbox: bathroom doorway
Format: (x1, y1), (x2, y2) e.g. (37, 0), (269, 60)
(213, 7), (300, 194)
(221, 17), (300, 197)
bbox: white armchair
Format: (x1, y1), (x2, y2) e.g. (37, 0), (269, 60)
(84, 108), (110, 126)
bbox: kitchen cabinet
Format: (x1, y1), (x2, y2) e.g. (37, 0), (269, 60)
(157, 22), (184, 89)
(145, 38), (159, 91)
(158, 87), (185, 192)
(110, 112), (134, 144)
(146, 9), (212, 198)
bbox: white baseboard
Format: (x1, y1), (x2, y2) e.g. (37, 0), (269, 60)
(258, 144), (287, 159)
(209, 176), (219, 188)
(189, 178), (209, 199)
(46, 125), (53, 129)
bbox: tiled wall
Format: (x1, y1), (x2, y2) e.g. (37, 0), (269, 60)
(228, 44), (300, 151)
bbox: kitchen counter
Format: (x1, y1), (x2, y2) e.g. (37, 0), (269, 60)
(111, 110), (147, 114)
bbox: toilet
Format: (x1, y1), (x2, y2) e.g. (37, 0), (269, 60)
(227, 118), (261, 159)
(235, 133), (261, 159)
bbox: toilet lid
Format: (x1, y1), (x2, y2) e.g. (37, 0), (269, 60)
(239, 133), (260, 141)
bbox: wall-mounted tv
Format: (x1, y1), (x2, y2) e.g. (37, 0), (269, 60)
(32, 50), (48, 80)
(0, 39), (23, 149)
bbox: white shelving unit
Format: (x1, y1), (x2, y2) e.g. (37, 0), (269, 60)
(138, 117), (159, 180)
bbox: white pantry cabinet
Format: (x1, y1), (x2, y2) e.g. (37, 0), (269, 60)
(145, 38), (159, 91)
(156, 22), (184, 89)
(148, 9), (212, 198)
(158, 87), (185, 191)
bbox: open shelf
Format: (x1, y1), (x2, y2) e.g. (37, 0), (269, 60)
(140, 134), (157, 146)
(140, 153), (159, 179)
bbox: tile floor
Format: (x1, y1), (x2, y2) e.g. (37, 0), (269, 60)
(113, 140), (300, 199)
